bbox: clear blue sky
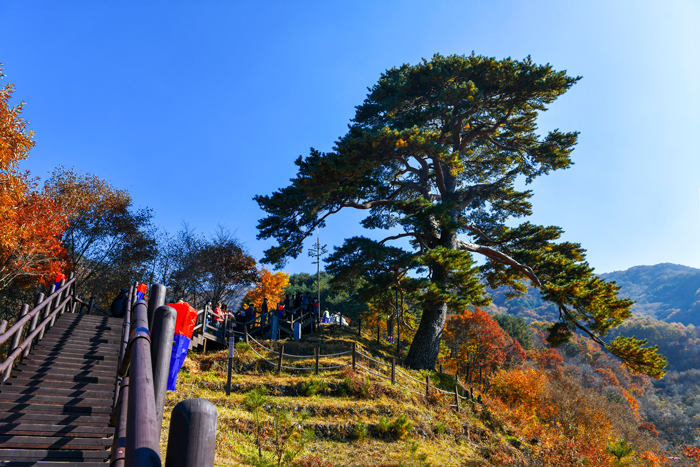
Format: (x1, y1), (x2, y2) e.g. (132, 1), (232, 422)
(2, 1), (698, 275)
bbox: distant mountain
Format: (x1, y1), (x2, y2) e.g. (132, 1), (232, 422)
(600, 263), (700, 325)
(488, 263), (700, 326)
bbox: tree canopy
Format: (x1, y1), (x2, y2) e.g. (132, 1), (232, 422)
(256, 53), (666, 377)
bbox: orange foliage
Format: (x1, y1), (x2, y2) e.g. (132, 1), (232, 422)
(685, 446), (700, 465)
(244, 267), (289, 309)
(0, 64), (35, 249)
(0, 187), (68, 291)
(444, 308), (506, 382)
(534, 348), (564, 370)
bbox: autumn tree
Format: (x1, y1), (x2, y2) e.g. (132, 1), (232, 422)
(164, 226), (258, 307)
(0, 63), (34, 237)
(444, 308), (507, 384)
(45, 167), (158, 306)
(255, 53), (666, 375)
(244, 267), (289, 308)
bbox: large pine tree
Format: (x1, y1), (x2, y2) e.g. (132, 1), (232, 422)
(255, 54), (666, 377)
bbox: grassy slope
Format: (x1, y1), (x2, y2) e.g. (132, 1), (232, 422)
(159, 325), (527, 466)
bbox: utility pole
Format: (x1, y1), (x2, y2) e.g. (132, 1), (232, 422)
(308, 228), (328, 314)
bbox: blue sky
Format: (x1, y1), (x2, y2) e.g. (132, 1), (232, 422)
(1, 1), (698, 275)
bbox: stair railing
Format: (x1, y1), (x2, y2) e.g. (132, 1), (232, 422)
(0, 274), (78, 382)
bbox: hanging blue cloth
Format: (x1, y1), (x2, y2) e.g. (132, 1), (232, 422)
(167, 333), (191, 391)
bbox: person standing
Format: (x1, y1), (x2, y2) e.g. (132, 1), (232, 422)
(110, 288), (128, 318)
(261, 298), (269, 326)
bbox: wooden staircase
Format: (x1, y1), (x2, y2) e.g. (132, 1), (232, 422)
(0, 313), (122, 465)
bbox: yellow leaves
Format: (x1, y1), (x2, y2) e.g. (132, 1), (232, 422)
(244, 267), (289, 309)
(395, 139), (408, 148)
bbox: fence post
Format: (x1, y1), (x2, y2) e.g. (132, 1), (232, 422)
(125, 300), (161, 466)
(37, 284), (56, 341)
(315, 347), (319, 375)
(352, 342), (356, 371)
(358, 318), (361, 336)
(3, 304), (28, 381)
(277, 345), (284, 374)
(165, 398), (218, 467)
(426, 375), (430, 398)
(391, 358), (396, 385)
(110, 376), (129, 467)
(23, 293), (44, 358)
(454, 386), (460, 413)
(439, 364), (443, 374)
(226, 330), (234, 396)
(244, 324), (249, 344)
(147, 283), (167, 329)
(56, 278), (66, 319)
(377, 323), (380, 344)
(151, 305), (177, 436)
(88, 297), (95, 315)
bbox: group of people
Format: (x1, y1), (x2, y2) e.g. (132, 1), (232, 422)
(279, 292), (318, 320)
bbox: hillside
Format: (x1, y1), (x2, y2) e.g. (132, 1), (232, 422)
(489, 263), (700, 326)
(160, 325), (667, 466)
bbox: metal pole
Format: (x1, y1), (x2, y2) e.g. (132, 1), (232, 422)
(164, 398), (218, 467)
(151, 305), (177, 435)
(125, 300), (161, 467)
(226, 330), (234, 396)
(147, 283), (167, 330)
(395, 287), (400, 355)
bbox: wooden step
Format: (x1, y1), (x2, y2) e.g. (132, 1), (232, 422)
(0, 385), (114, 399)
(16, 365), (117, 378)
(0, 393), (113, 407)
(0, 401), (112, 415)
(25, 353), (118, 363)
(3, 379), (115, 391)
(0, 423), (113, 438)
(0, 449), (109, 462)
(10, 373), (116, 385)
(0, 412), (110, 427)
(22, 357), (117, 369)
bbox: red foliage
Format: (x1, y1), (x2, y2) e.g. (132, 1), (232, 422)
(535, 348), (564, 370)
(638, 421), (659, 437)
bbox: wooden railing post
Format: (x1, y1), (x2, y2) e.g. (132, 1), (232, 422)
(110, 376), (129, 467)
(151, 305), (177, 436)
(315, 347), (319, 375)
(244, 324), (249, 344)
(277, 345), (284, 374)
(391, 358), (396, 385)
(87, 297), (95, 315)
(426, 375), (430, 398)
(125, 301), (161, 466)
(23, 292), (44, 358)
(37, 284), (56, 341)
(352, 342), (356, 371)
(4, 304), (28, 381)
(147, 283), (167, 330)
(69, 272), (77, 313)
(164, 399), (218, 467)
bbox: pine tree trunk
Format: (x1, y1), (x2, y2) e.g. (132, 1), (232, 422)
(404, 300), (447, 369)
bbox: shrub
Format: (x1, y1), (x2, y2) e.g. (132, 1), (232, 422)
(337, 369), (373, 398)
(390, 414), (413, 440)
(351, 419), (369, 442)
(434, 423), (446, 436)
(293, 455), (334, 467)
(298, 379), (328, 397)
(377, 416), (391, 437)
(236, 342), (252, 352)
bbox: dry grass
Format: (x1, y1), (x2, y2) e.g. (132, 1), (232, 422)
(159, 326), (499, 466)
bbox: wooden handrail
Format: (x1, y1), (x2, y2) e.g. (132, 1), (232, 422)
(0, 277), (76, 346)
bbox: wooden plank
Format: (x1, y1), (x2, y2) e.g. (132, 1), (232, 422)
(3, 379), (115, 391)
(0, 393), (113, 406)
(0, 401), (112, 414)
(0, 423), (113, 437)
(24, 354), (118, 364)
(0, 449), (110, 460)
(21, 359), (116, 370)
(0, 385), (114, 398)
(0, 462), (108, 467)
(16, 365), (117, 377)
(0, 413), (110, 427)
(10, 374), (116, 384)
(0, 435), (112, 449)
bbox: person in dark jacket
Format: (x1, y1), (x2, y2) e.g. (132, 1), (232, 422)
(283, 294), (291, 310)
(261, 298), (269, 326)
(110, 288), (129, 318)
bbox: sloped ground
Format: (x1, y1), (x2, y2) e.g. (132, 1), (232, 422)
(158, 326), (527, 466)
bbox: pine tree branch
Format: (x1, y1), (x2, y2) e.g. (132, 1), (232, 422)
(455, 239), (541, 287)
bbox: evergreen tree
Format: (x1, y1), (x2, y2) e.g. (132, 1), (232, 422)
(255, 53), (666, 376)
